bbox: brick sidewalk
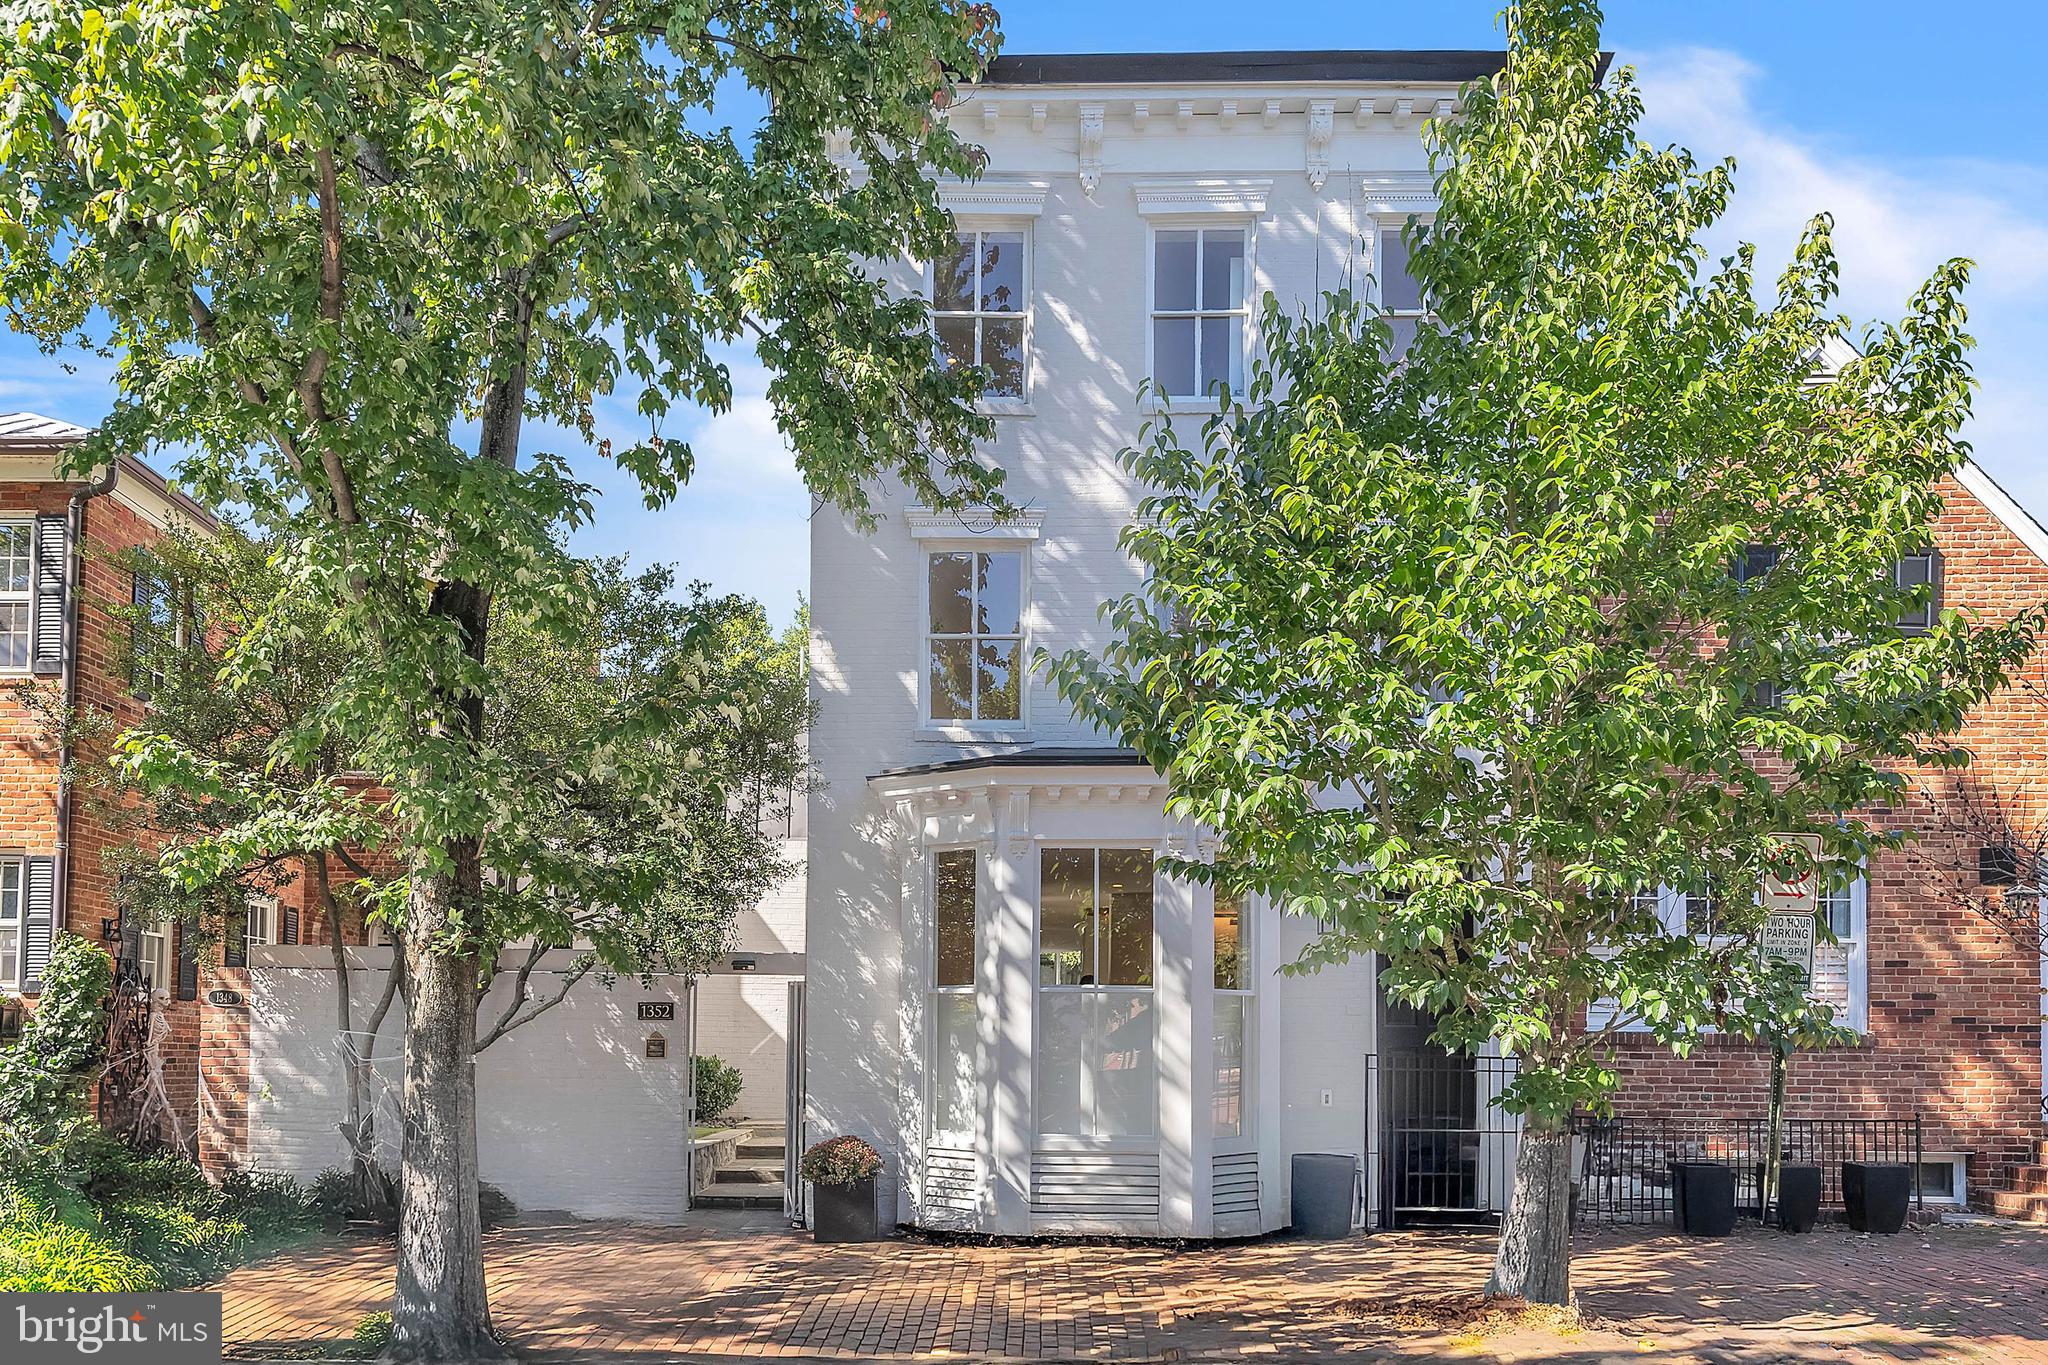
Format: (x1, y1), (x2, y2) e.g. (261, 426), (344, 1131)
(215, 1212), (2048, 1362)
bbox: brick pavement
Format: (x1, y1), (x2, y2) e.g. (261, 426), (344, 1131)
(215, 1211), (2048, 1362)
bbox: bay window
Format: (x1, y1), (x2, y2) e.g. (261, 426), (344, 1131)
(1038, 848), (1156, 1137)
(929, 849), (979, 1137)
(1213, 891), (1253, 1138)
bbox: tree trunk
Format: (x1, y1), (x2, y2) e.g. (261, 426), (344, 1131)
(387, 870), (502, 1362)
(1487, 1114), (1573, 1305)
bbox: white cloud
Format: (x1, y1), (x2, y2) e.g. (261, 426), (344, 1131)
(1628, 45), (2048, 518)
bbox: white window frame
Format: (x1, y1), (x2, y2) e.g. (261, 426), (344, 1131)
(1145, 221), (1257, 408)
(0, 521), (35, 675)
(138, 927), (170, 997)
(1212, 889), (1256, 1143)
(245, 896), (278, 953)
(1034, 845), (1160, 1146)
(133, 567), (189, 698)
(0, 857), (22, 990)
(926, 848), (979, 1141)
(917, 543), (1031, 735)
(927, 223), (1034, 414)
(1373, 216), (1434, 353)
(1913, 1151), (1969, 1206)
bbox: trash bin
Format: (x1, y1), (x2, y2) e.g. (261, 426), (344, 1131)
(1291, 1153), (1358, 1238)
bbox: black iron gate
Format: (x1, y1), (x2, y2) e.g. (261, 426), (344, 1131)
(1368, 1052), (1521, 1227)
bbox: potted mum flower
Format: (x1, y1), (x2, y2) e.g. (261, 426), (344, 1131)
(800, 1136), (885, 1242)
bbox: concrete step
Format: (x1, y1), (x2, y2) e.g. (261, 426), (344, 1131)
(738, 1143), (786, 1160)
(2035, 1137), (2048, 1166)
(694, 1181), (785, 1210)
(2007, 1164), (2048, 1195)
(1985, 1189), (2048, 1223)
(711, 1161), (785, 1185)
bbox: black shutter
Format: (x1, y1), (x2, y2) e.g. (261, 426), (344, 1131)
(20, 855), (54, 991)
(223, 907), (247, 968)
(280, 904), (299, 945)
(175, 920), (198, 1000)
(31, 515), (66, 676)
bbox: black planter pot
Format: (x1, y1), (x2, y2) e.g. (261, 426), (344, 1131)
(1669, 1161), (1737, 1238)
(1776, 1165), (1823, 1233)
(1843, 1161), (1911, 1234)
(813, 1177), (882, 1243)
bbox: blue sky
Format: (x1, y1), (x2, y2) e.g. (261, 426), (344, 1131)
(5, 2), (2044, 623)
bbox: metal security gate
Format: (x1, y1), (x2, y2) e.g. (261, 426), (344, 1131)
(1369, 1052), (1520, 1227)
(682, 978), (698, 1211)
(784, 980), (806, 1223)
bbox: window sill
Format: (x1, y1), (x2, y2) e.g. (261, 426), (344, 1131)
(977, 400), (1036, 418)
(1141, 398), (1226, 417)
(914, 726), (1035, 744)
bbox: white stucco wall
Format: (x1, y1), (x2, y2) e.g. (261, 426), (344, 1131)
(245, 949), (696, 1222)
(808, 85), (1433, 1232)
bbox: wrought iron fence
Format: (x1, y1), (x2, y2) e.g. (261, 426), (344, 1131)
(1570, 1113), (1924, 1225)
(1366, 1052), (1522, 1228)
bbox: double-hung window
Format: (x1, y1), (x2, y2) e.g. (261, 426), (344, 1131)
(1038, 848), (1156, 1138)
(1893, 551), (1940, 633)
(928, 850), (978, 1137)
(1151, 227), (1249, 400)
(138, 927), (170, 996)
(925, 550), (1023, 725)
(1212, 892), (1254, 1138)
(0, 859), (21, 988)
(0, 524), (33, 671)
(934, 229), (1028, 402)
(1376, 224), (1430, 356)
(246, 896), (277, 952)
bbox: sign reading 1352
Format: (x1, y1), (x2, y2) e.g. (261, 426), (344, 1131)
(636, 1001), (675, 1022)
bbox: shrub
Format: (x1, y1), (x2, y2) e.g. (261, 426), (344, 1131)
(799, 1136), (881, 1188)
(351, 1311), (393, 1357)
(693, 1054), (743, 1125)
(0, 935), (115, 1142)
(478, 1181), (518, 1230)
(0, 1221), (154, 1292)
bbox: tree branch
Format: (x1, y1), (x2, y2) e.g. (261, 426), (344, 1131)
(474, 951), (592, 1053)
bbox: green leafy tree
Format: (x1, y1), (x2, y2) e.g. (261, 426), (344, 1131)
(1047, 0), (2040, 1304)
(2, 1), (991, 1347)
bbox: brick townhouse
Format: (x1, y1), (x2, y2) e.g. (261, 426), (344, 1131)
(0, 412), (336, 1154)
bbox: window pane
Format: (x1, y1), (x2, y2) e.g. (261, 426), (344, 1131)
(0, 602), (28, 669)
(1735, 543), (1781, 584)
(1154, 230), (1198, 311)
(976, 638), (1020, 721)
(1097, 992), (1156, 1137)
(0, 525), (30, 592)
(981, 318), (1026, 398)
(1201, 230), (1246, 310)
(931, 992), (978, 1136)
(1213, 994), (1247, 1137)
(0, 927), (16, 986)
(1037, 991), (1090, 1134)
(934, 850), (976, 987)
(976, 552), (1021, 635)
(1896, 554), (1934, 630)
(1821, 881), (1855, 939)
(1154, 318), (1197, 396)
(933, 233), (976, 312)
(1385, 314), (1419, 360)
(1198, 315), (1243, 396)
(928, 552), (974, 635)
(1099, 849), (1154, 986)
(935, 316), (976, 379)
(979, 232), (1025, 313)
(1380, 227), (1424, 313)
(928, 639), (973, 721)
(1039, 849), (1096, 985)
(1214, 893), (1245, 990)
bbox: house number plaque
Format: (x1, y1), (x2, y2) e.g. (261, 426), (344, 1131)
(206, 989), (245, 1008)
(637, 1001), (675, 1021)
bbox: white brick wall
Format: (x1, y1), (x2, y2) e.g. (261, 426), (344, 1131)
(807, 96), (1433, 1227)
(692, 973), (793, 1120)
(246, 953), (697, 1222)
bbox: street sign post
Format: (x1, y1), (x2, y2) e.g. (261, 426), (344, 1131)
(1759, 912), (1817, 981)
(1761, 832), (1824, 916)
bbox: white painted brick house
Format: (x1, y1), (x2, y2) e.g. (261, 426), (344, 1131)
(805, 51), (1508, 1238)
(805, 46), (2048, 1237)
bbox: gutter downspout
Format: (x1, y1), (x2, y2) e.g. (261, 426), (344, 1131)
(53, 459), (120, 956)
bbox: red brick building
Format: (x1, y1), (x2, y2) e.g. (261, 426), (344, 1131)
(1607, 460), (2048, 1214)
(0, 412), (337, 1154)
